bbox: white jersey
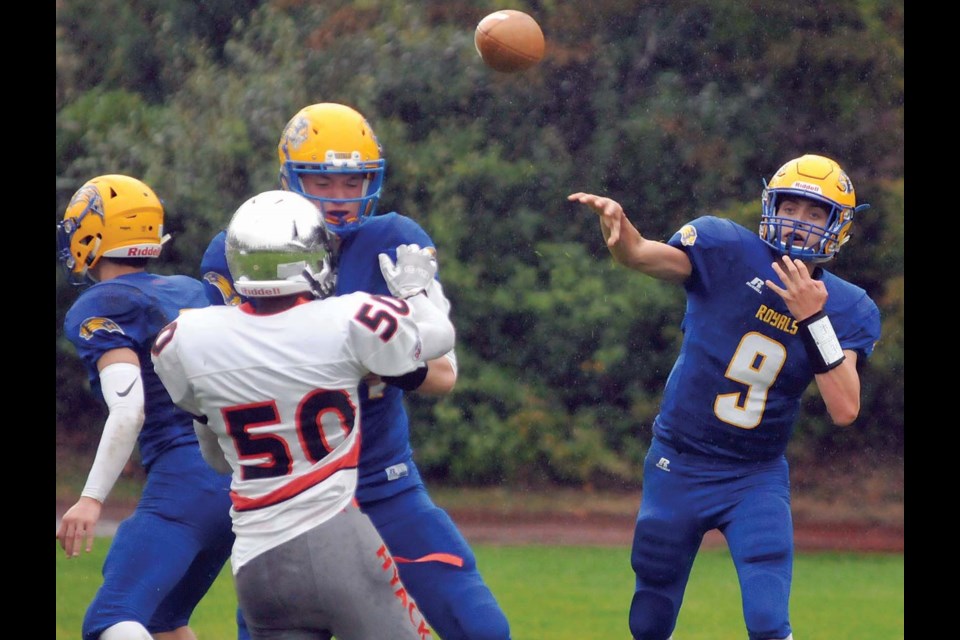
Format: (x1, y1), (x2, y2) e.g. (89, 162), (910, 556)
(152, 292), (431, 571)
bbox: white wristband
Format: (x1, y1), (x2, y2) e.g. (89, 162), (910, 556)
(799, 311), (845, 373)
(806, 315), (844, 365)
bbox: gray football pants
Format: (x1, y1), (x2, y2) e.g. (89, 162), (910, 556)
(235, 503), (426, 640)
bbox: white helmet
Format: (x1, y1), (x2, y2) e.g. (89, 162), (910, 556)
(225, 190), (337, 298)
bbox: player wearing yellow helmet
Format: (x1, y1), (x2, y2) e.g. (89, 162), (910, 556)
(759, 154), (868, 263)
(570, 154), (881, 640)
(57, 175), (238, 640)
(201, 104), (511, 639)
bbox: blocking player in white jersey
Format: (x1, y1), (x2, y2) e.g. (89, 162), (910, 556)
(151, 190), (455, 640)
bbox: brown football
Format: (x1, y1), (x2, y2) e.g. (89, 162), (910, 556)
(474, 10), (545, 73)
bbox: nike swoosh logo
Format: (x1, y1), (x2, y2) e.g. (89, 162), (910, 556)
(117, 378), (138, 397)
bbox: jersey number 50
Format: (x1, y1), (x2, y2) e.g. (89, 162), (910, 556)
(224, 390), (357, 481)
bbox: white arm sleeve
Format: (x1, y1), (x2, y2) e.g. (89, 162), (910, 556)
(424, 277), (451, 315)
(442, 349), (459, 377)
(406, 293), (456, 362)
(194, 420), (231, 475)
(425, 278), (457, 374)
(80, 362), (145, 503)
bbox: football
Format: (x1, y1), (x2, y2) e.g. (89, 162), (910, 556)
(474, 10), (545, 73)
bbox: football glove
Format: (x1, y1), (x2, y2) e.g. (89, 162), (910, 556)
(378, 244), (437, 299)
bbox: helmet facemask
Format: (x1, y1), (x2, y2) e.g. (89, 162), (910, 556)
(760, 187), (855, 264)
(280, 154), (385, 235)
(57, 213), (97, 287)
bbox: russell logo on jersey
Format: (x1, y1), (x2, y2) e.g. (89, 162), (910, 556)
(746, 277), (765, 294)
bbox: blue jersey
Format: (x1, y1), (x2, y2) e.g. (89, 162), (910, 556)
(201, 212), (436, 502)
(655, 216), (881, 461)
(63, 272), (211, 469)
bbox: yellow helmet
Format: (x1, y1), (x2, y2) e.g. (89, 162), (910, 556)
(57, 174), (166, 286)
(277, 103), (385, 235)
(759, 154), (868, 263)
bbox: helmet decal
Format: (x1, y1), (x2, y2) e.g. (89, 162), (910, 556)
(67, 184), (106, 225)
(679, 224), (698, 247)
(837, 172), (853, 195)
(203, 271), (241, 306)
(280, 115), (310, 159)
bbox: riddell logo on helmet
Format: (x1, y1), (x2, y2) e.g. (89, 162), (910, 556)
(792, 181), (823, 195)
(243, 286), (282, 296)
(126, 246), (162, 257)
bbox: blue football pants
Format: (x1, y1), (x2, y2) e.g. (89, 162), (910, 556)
(629, 437), (793, 640)
(362, 484), (512, 640)
(81, 445), (238, 640)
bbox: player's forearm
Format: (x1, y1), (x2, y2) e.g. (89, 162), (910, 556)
(81, 363), (145, 503)
(415, 280), (459, 394)
(407, 294), (456, 361)
(613, 226), (691, 284)
(602, 211), (642, 266)
(815, 351), (861, 426)
(415, 355), (458, 396)
(633, 240), (692, 283)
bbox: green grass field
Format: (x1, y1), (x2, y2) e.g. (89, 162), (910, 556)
(56, 539), (903, 640)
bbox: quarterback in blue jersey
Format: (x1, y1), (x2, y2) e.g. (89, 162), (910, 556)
(201, 103), (510, 640)
(56, 175), (240, 640)
(569, 154), (881, 640)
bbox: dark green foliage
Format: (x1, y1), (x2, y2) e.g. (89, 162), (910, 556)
(56, 0), (904, 486)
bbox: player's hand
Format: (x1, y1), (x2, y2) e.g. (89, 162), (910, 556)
(378, 244), (438, 299)
(766, 255), (828, 321)
(567, 192), (625, 246)
(56, 496), (103, 558)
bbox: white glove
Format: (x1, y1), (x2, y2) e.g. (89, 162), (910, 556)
(378, 244), (438, 299)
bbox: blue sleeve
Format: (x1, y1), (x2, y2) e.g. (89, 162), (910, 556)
(338, 214), (440, 297)
(825, 278), (882, 360)
(64, 284), (150, 383)
(199, 231), (241, 306)
(377, 214), (438, 278)
(377, 215), (433, 250)
(849, 296), (881, 360)
(667, 216), (745, 296)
